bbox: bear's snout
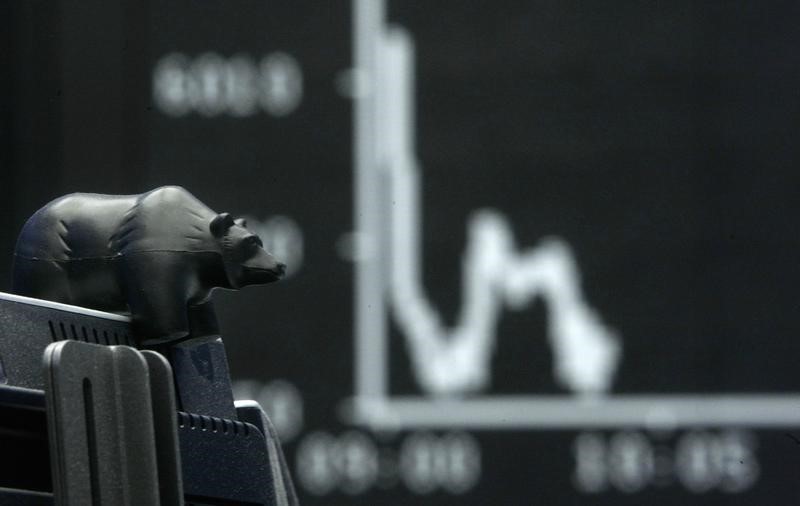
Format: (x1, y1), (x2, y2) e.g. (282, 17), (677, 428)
(236, 244), (286, 286)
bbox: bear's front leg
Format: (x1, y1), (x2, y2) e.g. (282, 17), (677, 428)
(187, 300), (221, 338)
(118, 252), (195, 345)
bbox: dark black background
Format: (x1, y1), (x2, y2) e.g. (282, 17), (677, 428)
(3, 1), (800, 504)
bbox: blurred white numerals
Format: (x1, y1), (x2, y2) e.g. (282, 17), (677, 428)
(153, 51), (303, 117)
(399, 432), (481, 494)
(296, 431), (481, 496)
(296, 431), (379, 495)
(573, 430), (759, 494)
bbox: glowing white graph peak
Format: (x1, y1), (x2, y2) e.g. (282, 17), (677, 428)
(375, 25), (620, 396)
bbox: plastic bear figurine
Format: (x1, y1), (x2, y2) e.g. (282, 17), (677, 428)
(12, 186), (285, 344)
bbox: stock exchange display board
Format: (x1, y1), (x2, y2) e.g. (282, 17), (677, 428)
(6, 0), (800, 504)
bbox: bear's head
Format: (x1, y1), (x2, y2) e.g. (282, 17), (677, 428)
(210, 212), (286, 289)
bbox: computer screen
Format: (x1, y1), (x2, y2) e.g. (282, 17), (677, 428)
(3, 1), (800, 504)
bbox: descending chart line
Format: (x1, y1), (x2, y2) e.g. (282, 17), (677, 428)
(374, 18), (620, 396)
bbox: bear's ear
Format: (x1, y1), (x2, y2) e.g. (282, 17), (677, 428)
(210, 212), (235, 237)
(234, 217), (248, 228)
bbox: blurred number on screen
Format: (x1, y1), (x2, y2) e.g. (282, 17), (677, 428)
(573, 432), (608, 493)
(153, 51), (303, 117)
(675, 430), (759, 493)
(296, 430), (379, 495)
(573, 430), (758, 494)
(296, 431), (339, 495)
(296, 430), (480, 495)
(399, 432), (481, 494)
(607, 431), (655, 493)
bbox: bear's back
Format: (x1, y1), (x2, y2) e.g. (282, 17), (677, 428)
(15, 193), (137, 261)
(15, 186), (218, 261)
(110, 186), (218, 255)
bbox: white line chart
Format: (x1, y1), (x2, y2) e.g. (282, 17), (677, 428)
(381, 28), (620, 397)
(348, 0), (800, 430)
